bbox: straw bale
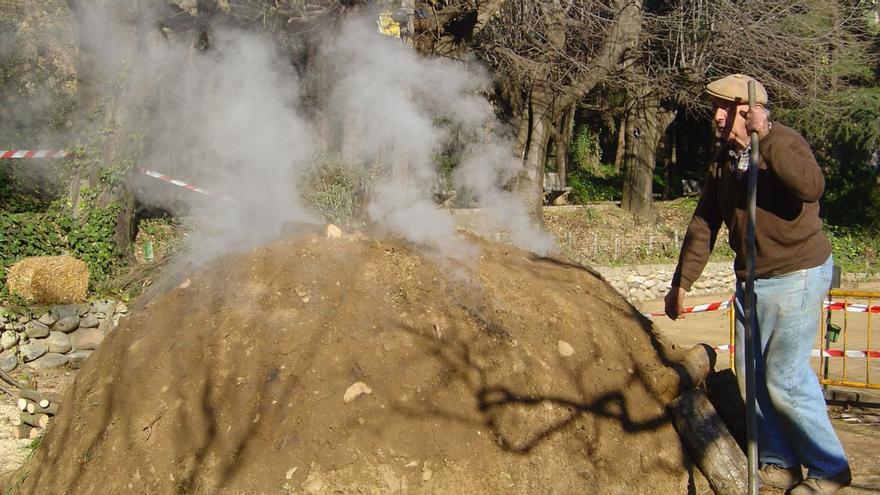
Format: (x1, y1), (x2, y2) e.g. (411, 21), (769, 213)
(6, 256), (89, 304)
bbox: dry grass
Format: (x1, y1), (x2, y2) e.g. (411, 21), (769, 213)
(5, 256), (88, 304)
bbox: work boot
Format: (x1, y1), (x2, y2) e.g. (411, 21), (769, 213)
(758, 464), (803, 491)
(789, 465), (852, 494)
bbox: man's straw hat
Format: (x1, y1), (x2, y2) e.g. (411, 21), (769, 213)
(706, 74), (768, 105)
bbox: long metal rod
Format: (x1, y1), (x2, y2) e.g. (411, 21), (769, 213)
(744, 80), (760, 495)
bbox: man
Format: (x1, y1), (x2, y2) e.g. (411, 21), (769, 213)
(665, 74), (851, 494)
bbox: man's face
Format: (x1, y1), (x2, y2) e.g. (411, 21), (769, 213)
(711, 97), (749, 147)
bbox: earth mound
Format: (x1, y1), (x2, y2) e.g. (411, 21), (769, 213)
(15, 234), (696, 494)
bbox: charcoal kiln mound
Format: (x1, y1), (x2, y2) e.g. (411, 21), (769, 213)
(14, 233), (696, 494)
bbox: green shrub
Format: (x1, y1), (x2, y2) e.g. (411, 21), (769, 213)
(569, 126), (602, 172)
(567, 165), (622, 203)
(825, 225), (880, 276)
(1, 201), (122, 301)
(302, 155), (385, 223)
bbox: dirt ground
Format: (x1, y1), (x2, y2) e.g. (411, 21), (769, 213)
(4, 233), (709, 494)
(644, 284), (880, 494)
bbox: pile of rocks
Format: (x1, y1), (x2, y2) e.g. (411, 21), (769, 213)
(596, 261), (736, 303)
(0, 300), (126, 372)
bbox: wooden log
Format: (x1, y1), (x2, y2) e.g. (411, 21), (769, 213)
(20, 388), (43, 403)
(19, 412), (50, 429)
(26, 402), (58, 416)
(17, 398), (30, 411)
(669, 388), (748, 495)
(13, 424), (32, 439)
(705, 368), (747, 453)
(28, 426), (41, 439)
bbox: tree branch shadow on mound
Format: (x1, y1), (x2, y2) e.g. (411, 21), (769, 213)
(388, 320), (672, 457)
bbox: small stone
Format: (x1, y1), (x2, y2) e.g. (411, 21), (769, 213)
(115, 303), (128, 314)
(54, 315), (80, 333)
(47, 332), (72, 354)
(70, 327), (105, 351)
(326, 224), (342, 238)
(0, 351), (17, 373)
(28, 353), (69, 370)
(79, 315), (100, 329)
(20, 341), (49, 362)
(557, 340), (574, 357)
(343, 381), (372, 403)
(18, 314), (30, 324)
(25, 321), (50, 339)
(1, 331), (19, 350)
(66, 350), (93, 369)
(285, 467), (298, 480)
(38, 313), (57, 326)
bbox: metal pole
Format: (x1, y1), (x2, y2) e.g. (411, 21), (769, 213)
(744, 80), (760, 495)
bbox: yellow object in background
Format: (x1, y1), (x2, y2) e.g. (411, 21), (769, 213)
(377, 11), (401, 38)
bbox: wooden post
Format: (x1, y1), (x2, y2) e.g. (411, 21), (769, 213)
(669, 389), (748, 495)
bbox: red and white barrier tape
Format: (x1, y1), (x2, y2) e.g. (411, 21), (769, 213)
(3, 151), (234, 202)
(825, 302), (880, 314)
(713, 344), (880, 359)
(643, 300), (730, 318)
(0, 149), (73, 159)
(643, 299), (880, 318)
(135, 167), (235, 203)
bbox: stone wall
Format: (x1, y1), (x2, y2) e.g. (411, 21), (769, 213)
(595, 261), (736, 304)
(0, 300), (126, 373)
(595, 262), (880, 305)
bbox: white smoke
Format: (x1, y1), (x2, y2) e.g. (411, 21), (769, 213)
(10, 4), (559, 265)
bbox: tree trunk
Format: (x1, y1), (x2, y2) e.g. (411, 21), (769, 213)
(620, 95), (676, 220)
(555, 104), (576, 188)
(514, 89), (559, 225)
(613, 108), (628, 173)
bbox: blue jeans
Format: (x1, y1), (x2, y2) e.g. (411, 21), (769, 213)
(734, 255), (848, 479)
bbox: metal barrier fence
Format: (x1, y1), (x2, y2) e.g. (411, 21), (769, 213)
(645, 290), (880, 391)
(817, 289), (880, 390)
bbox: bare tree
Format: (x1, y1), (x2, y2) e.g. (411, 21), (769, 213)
(468, 0), (644, 222)
(616, 0), (868, 219)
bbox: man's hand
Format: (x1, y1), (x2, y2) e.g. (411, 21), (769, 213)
(741, 106), (770, 140)
(664, 286), (686, 320)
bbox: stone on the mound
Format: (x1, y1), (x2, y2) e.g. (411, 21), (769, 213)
(70, 327), (105, 351)
(28, 352), (69, 370)
(38, 313), (57, 326)
(115, 303), (128, 314)
(1, 331), (19, 350)
(557, 340), (575, 357)
(54, 315), (80, 333)
(0, 351), (17, 373)
(79, 316), (100, 329)
(343, 381), (372, 403)
(47, 332), (72, 354)
(20, 341), (49, 362)
(66, 350), (93, 369)
(25, 321), (50, 339)
(18, 314), (31, 324)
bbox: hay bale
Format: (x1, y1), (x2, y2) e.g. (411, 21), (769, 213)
(6, 256), (89, 304)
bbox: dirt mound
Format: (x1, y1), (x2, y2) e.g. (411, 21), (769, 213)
(14, 234), (696, 494)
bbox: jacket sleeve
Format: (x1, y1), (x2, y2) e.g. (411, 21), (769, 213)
(760, 127), (825, 202)
(672, 168), (722, 291)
